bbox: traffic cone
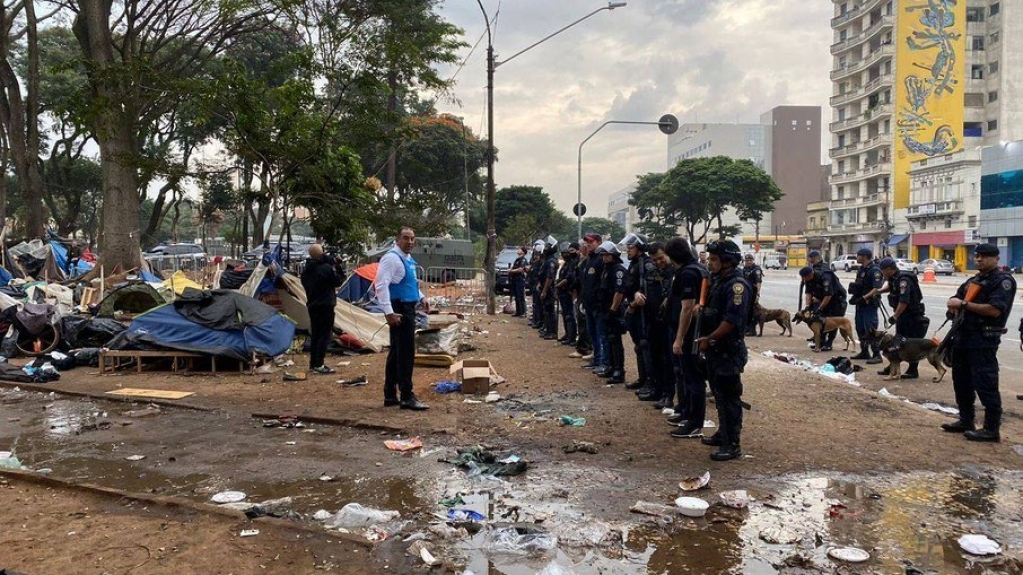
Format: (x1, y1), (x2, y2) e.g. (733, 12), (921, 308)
(922, 263), (937, 283)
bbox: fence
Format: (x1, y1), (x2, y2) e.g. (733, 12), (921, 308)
(143, 254), (208, 274)
(421, 266), (489, 314)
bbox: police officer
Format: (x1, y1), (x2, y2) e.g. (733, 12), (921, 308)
(799, 264), (848, 351)
(555, 242), (579, 345)
(694, 240), (751, 461)
(579, 233), (606, 370)
(802, 250), (826, 311)
(942, 243), (1015, 442)
(622, 233), (655, 391)
(509, 246), (528, 317)
(595, 241), (629, 384)
(540, 236), (559, 340)
(742, 253), (763, 336)
(849, 248), (884, 363)
(667, 237), (708, 426)
(528, 239), (544, 328)
(569, 240), (594, 359)
(637, 242), (674, 404)
(868, 257), (928, 376)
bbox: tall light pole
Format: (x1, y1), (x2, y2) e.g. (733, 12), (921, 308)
(477, 0), (627, 314)
(577, 116), (678, 238)
(459, 117), (470, 240)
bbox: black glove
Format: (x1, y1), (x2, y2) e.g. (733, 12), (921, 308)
(886, 316), (896, 327)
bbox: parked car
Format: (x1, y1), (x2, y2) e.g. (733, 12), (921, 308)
(494, 248), (521, 294)
(830, 254), (860, 272)
(145, 243), (205, 256)
(919, 258), (954, 275)
(894, 258), (919, 274)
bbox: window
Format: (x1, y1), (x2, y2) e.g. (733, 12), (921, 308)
(838, 160), (846, 174)
(990, 2), (1000, 16)
(971, 65), (985, 79)
(838, 109), (847, 121)
(791, 120), (798, 126)
(920, 220), (927, 230)
(965, 93), (985, 107)
(990, 32), (1000, 45)
(964, 122), (983, 137)
(806, 120), (812, 126)
(988, 120), (998, 132)
(838, 135), (846, 147)
(989, 61), (999, 74)
(969, 216), (977, 228)
(840, 3), (848, 15)
(989, 91), (998, 103)
(966, 7), (984, 22)
(839, 30), (848, 41)
(972, 36), (985, 50)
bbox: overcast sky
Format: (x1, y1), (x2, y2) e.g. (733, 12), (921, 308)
(432, 0), (834, 220)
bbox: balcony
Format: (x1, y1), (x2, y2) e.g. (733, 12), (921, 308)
(830, 170), (861, 185)
(830, 103), (893, 132)
(831, 14), (895, 54)
(830, 44), (894, 80)
(858, 133), (892, 153)
(825, 221), (885, 234)
(831, 6), (861, 27)
(829, 141), (860, 159)
(862, 161), (892, 175)
(830, 86), (863, 106)
(863, 73), (893, 94)
(906, 199), (965, 218)
(831, 192), (889, 208)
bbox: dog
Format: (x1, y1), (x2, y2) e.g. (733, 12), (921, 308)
(867, 329), (947, 382)
(793, 310), (856, 352)
(753, 303), (792, 337)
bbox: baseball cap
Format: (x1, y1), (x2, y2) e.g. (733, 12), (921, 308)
(856, 248), (872, 257)
(975, 243), (999, 256)
(879, 257), (897, 269)
(808, 250), (821, 258)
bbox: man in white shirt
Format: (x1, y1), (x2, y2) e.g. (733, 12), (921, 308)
(375, 227), (430, 410)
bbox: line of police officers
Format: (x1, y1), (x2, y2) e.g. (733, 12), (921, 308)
(514, 233), (754, 461)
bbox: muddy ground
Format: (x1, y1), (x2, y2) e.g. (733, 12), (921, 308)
(1, 308), (1022, 574)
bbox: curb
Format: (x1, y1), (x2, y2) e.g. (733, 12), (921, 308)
(0, 380), (215, 412)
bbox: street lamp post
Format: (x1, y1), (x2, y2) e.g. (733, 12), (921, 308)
(477, 0), (627, 314)
(577, 117), (678, 238)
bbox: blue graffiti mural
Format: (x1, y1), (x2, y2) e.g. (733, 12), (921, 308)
(897, 0), (961, 156)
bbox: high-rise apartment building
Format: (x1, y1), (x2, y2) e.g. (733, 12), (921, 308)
(826, 0), (1021, 258)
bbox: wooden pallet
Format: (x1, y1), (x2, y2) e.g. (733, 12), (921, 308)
(99, 350), (248, 374)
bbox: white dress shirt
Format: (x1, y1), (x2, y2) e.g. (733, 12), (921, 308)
(375, 249), (425, 315)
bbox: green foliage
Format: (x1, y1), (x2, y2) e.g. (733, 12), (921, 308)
(578, 217), (626, 242)
(630, 157), (783, 244)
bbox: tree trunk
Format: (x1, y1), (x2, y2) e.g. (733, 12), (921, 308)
(385, 70), (398, 200)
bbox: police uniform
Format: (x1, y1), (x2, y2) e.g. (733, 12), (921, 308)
(510, 254), (527, 317)
(580, 251), (605, 367)
(806, 267), (847, 349)
(573, 254), (592, 355)
(742, 261), (763, 335)
(542, 251), (559, 338)
(700, 265), (751, 457)
(887, 269), (928, 374)
(528, 251), (542, 328)
(851, 258), (883, 358)
(557, 251), (578, 343)
(639, 258), (674, 403)
(626, 253), (655, 389)
(671, 261), (709, 426)
(947, 256), (1015, 438)
(597, 255), (630, 382)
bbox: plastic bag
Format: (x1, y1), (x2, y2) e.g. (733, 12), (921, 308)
(536, 563), (576, 575)
(322, 503), (400, 528)
(482, 525), (558, 554)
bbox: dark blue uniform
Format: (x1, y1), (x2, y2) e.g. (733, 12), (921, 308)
(644, 260), (674, 401)
(557, 254), (577, 342)
(949, 270), (1016, 432)
(626, 255), (655, 387)
(701, 267), (751, 450)
(510, 255), (527, 317)
(742, 263), (763, 334)
(573, 256), (592, 354)
(671, 263), (709, 420)
(528, 253), (542, 327)
(806, 268), (847, 349)
(852, 261), (883, 339)
(541, 255), (559, 337)
(580, 253), (606, 367)
(598, 258), (630, 379)
(886, 270), (928, 374)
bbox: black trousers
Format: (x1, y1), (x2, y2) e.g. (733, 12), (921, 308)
(603, 311), (625, 373)
(307, 304), (335, 369)
(677, 352), (706, 424)
(575, 303), (591, 353)
(647, 317), (672, 398)
(384, 301), (417, 401)
(558, 292), (576, 341)
(531, 285), (542, 326)
(896, 313), (927, 372)
(951, 346), (1001, 430)
(627, 311), (653, 384)
(512, 280), (526, 316)
(709, 373), (743, 447)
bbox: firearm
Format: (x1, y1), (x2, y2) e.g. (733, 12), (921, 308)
(937, 279), (982, 355)
(691, 277), (710, 355)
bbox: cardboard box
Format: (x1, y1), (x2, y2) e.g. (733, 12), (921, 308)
(449, 359), (494, 395)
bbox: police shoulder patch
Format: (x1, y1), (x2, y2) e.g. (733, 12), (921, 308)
(733, 294), (743, 305)
(616, 270), (624, 279)
(588, 268), (595, 275)
(732, 283), (744, 294)
(1003, 278), (1013, 291)
(899, 279), (908, 291)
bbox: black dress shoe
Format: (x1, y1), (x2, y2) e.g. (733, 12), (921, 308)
(865, 357), (883, 364)
(670, 424), (703, 438)
(941, 419), (975, 433)
(710, 444), (742, 461)
(625, 380), (644, 390)
(654, 397), (673, 410)
(634, 385), (657, 396)
(543, 334), (558, 340)
(819, 345), (833, 352)
(594, 367), (613, 377)
(850, 351), (871, 360)
(877, 367), (891, 376)
(637, 391), (659, 402)
(701, 433), (724, 446)
(900, 372), (919, 380)
(384, 399), (400, 407)
(399, 398), (430, 411)
(964, 428), (1000, 442)
(609, 372), (625, 384)
(667, 414), (687, 425)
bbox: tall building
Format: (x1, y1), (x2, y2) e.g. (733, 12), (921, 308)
(826, 0), (1020, 258)
(606, 183), (638, 233)
(979, 141), (1023, 269)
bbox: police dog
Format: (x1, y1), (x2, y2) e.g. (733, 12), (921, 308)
(793, 310), (856, 352)
(753, 303), (793, 337)
(867, 329), (947, 382)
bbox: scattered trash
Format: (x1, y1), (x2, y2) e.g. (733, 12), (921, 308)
(563, 441), (599, 454)
(433, 380), (462, 394)
(679, 471), (711, 491)
(336, 361), (352, 367)
(337, 375), (368, 387)
(313, 509), (333, 521)
(284, 441), (297, 445)
(631, 500), (680, 520)
(827, 547), (870, 563)
(283, 371), (307, 381)
(920, 402), (959, 415)
(0, 455), (24, 470)
(438, 495), (466, 508)
(444, 446), (529, 477)
(407, 540), (439, 566)
(262, 415), (304, 429)
(275, 359), (296, 367)
(123, 406), (162, 418)
(481, 525), (559, 554)
(240, 529), (260, 537)
(484, 391), (502, 403)
(958, 534), (1001, 556)
(447, 508), (485, 522)
(674, 497), (710, 518)
(256, 364), (276, 374)
(321, 503), (400, 529)
(537, 562), (577, 575)
(318, 474), (334, 482)
(661, 407), (675, 415)
(719, 490), (752, 509)
(759, 527), (800, 544)
(463, 398), (483, 404)
(210, 490), (247, 504)
(559, 415), (586, 427)
(384, 437), (423, 451)
(124, 455), (146, 461)
(497, 454), (521, 464)
(244, 497), (297, 520)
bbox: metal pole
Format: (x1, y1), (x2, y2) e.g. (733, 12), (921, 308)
(461, 118), (470, 240)
(484, 42), (496, 315)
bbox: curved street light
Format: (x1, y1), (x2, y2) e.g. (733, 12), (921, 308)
(476, 0), (627, 314)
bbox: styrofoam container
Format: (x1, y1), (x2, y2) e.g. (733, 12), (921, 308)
(674, 496), (709, 517)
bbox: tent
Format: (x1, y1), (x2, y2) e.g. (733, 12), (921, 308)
(108, 289), (295, 360)
(237, 246), (311, 331)
(161, 270), (203, 295)
(8, 240), (66, 281)
(338, 263), (377, 303)
(97, 282), (166, 318)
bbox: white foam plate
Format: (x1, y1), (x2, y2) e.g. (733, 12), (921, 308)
(211, 490), (247, 504)
(674, 496), (709, 517)
(828, 547), (870, 562)
(958, 534), (1001, 555)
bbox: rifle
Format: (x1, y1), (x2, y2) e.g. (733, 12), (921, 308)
(937, 279), (982, 355)
(691, 277), (710, 354)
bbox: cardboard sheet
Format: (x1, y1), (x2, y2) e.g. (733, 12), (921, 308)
(106, 388), (195, 400)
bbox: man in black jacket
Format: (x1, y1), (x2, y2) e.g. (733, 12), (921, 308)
(301, 244), (342, 374)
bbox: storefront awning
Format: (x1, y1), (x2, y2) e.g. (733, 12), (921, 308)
(885, 234), (909, 246)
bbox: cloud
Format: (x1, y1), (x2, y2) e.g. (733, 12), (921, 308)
(434, 0), (833, 218)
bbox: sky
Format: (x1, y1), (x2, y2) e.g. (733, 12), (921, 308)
(432, 0), (835, 220)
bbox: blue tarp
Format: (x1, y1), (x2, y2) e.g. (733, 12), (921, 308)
(140, 270), (162, 283)
(338, 274), (373, 302)
(0, 266), (11, 286)
(48, 241), (68, 272)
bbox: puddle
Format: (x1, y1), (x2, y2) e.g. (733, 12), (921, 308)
(2, 389), (1022, 574)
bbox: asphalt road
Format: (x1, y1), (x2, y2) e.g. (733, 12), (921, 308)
(755, 268), (1023, 399)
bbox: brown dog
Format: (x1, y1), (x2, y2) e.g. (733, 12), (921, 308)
(753, 303), (792, 337)
(793, 310), (856, 352)
(867, 329), (947, 382)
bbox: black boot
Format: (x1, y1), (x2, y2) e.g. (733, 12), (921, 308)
(877, 366), (891, 375)
(965, 413), (1000, 442)
(900, 362), (919, 379)
(941, 419), (975, 433)
(701, 433), (724, 446)
(850, 348), (871, 360)
(710, 444), (742, 461)
(608, 370), (625, 384)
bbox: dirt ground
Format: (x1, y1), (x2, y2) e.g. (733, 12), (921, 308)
(1, 307), (1021, 573)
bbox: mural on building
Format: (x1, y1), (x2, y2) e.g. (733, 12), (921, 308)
(894, 0), (965, 208)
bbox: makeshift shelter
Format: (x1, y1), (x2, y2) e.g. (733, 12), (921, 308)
(338, 263), (377, 303)
(60, 315), (127, 348)
(161, 270), (203, 296)
(97, 282), (165, 318)
(7, 240), (66, 281)
(237, 246), (310, 331)
(108, 289), (295, 361)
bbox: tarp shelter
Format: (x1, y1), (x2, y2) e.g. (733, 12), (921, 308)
(8, 240), (65, 281)
(237, 246), (310, 331)
(97, 282), (166, 318)
(338, 263), (377, 303)
(161, 270), (203, 295)
(108, 289), (295, 361)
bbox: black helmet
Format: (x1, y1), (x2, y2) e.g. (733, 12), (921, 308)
(706, 240), (742, 265)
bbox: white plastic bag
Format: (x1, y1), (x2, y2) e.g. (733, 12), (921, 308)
(323, 503), (400, 528)
(482, 526), (558, 554)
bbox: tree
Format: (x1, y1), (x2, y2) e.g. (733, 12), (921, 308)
(578, 217), (626, 242)
(42, 156), (103, 236)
